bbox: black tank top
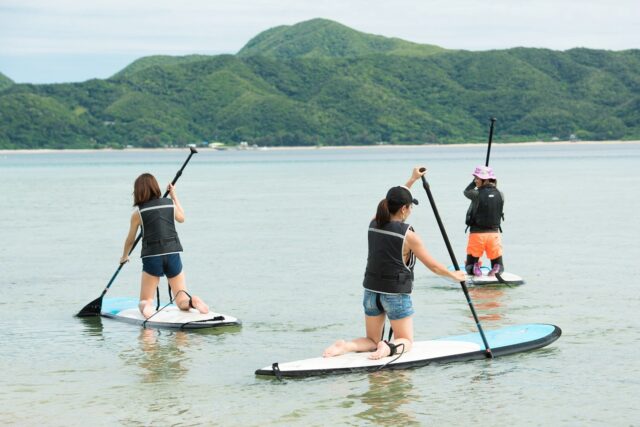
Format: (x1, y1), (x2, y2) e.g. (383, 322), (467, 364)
(362, 220), (415, 294)
(138, 198), (183, 258)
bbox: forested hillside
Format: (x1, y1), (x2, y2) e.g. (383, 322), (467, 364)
(0, 72), (13, 92)
(1, 18), (638, 149)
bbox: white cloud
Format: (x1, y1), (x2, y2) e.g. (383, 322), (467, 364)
(1, 0), (638, 55)
(1, 0), (638, 82)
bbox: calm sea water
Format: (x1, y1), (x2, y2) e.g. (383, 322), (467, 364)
(1, 143), (638, 426)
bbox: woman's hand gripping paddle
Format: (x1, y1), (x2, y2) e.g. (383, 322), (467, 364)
(419, 168), (493, 358)
(76, 147), (198, 317)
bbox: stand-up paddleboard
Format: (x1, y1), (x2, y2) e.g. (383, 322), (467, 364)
(256, 323), (560, 378)
(101, 297), (241, 330)
(447, 265), (525, 286)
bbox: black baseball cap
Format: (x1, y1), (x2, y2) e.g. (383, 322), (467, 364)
(386, 186), (419, 206)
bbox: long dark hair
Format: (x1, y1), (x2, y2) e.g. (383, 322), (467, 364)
(375, 198), (407, 227)
(133, 173), (161, 206)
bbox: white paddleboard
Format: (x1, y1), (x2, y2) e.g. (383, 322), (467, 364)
(101, 297), (241, 329)
(256, 323), (560, 377)
(448, 265), (525, 286)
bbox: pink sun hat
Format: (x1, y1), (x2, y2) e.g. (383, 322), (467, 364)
(472, 165), (496, 180)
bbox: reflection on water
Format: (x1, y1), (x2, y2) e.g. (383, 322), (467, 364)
(467, 361), (520, 385)
(468, 287), (506, 322)
(351, 370), (420, 425)
(77, 316), (104, 338)
(120, 329), (190, 383)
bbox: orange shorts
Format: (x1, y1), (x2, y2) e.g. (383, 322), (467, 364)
(466, 232), (503, 260)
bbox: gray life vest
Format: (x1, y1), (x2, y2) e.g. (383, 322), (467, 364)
(138, 198), (183, 258)
(363, 220), (416, 294)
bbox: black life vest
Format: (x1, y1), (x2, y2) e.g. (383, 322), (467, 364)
(138, 198), (183, 258)
(362, 220), (415, 294)
(466, 186), (504, 230)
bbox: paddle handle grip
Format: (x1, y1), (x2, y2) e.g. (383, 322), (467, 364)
(485, 117), (496, 167)
(163, 146), (198, 197)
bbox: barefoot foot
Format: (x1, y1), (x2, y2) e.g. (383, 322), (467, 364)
(190, 295), (209, 314)
(368, 341), (392, 360)
(139, 300), (156, 319)
(322, 340), (352, 358)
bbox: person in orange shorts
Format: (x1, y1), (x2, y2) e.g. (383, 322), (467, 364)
(463, 166), (505, 276)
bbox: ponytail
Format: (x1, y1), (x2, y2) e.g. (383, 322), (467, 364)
(375, 197), (409, 227)
(375, 199), (391, 227)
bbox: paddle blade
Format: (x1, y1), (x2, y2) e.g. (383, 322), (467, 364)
(76, 296), (103, 317)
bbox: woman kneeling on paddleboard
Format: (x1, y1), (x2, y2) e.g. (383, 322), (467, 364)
(463, 166), (505, 276)
(120, 173), (209, 319)
(323, 167), (466, 360)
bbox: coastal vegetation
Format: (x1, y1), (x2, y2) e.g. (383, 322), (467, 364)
(0, 72), (13, 92)
(0, 18), (638, 149)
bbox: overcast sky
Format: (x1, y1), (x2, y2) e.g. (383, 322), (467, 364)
(1, 0), (638, 84)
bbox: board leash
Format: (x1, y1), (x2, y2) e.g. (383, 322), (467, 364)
(142, 298), (177, 328)
(376, 343), (406, 371)
(141, 289), (223, 329)
(494, 272), (515, 288)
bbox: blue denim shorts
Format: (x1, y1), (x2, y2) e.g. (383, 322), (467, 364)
(142, 253), (183, 278)
(363, 289), (414, 320)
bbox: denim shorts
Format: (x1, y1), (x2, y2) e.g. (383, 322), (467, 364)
(142, 253), (183, 278)
(363, 289), (414, 320)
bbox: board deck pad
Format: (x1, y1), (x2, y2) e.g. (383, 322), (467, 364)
(448, 265), (525, 286)
(256, 323), (560, 377)
(101, 297), (241, 329)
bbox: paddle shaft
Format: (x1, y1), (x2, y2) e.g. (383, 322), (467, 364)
(485, 117), (496, 167)
(419, 172), (493, 357)
(97, 147), (198, 298)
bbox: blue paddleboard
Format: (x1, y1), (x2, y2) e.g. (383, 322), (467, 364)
(256, 323), (560, 377)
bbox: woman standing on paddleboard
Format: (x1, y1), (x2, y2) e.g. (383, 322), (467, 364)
(323, 167), (466, 360)
(120, 173), (209, 319)
(463, 166), (505, 276)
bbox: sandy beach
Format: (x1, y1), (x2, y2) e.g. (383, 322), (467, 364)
(2, 139), (639, 155)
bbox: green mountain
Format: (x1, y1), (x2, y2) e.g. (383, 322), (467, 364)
(0, 72), (14, 91)
(238, 18), (445, 59)
(112, 54), (211, 79)
(0, 19), (639, 149)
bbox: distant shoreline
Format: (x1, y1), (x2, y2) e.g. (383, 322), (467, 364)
(1, 140), (639, 154)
